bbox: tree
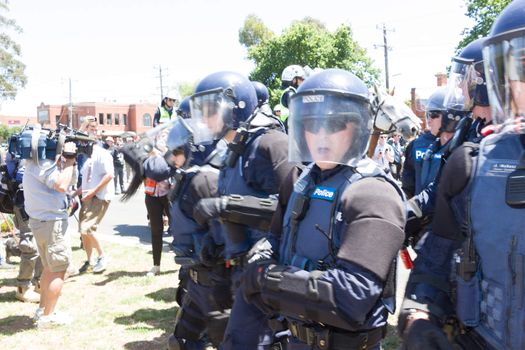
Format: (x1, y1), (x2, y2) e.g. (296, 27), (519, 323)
(238, 14), (274, 49)
(0, 124), (20, 142)
(456, 0), (512, 51)
(0, 1), (27, 102)
(176, 81), (198, 98)
(243, 18), (380, 106)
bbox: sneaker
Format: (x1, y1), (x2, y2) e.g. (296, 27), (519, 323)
(64, 265), (80, 279)
(35, 311), (72, 328)
(33, 307), (44, 321)
(78, 261), (93, 274)
(16, 286), (40, 303)
(92, 256), (109, 274)
(146, 265), (160, 277)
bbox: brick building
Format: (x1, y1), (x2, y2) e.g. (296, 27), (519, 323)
(36, 101), (158, 135)
(0, 115), (37, 128)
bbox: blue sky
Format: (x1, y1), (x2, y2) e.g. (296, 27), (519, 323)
(1, 0), (471, 117)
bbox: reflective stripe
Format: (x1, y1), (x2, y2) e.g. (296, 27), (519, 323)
(144, 178), (156, 195)
(158, 106), (171, 124)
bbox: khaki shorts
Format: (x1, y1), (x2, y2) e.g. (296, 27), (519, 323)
(29, 218), (70, 273)
(79, 196), (110, 235)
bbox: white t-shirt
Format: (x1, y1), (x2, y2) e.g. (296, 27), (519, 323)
(81, 145), (114, 201)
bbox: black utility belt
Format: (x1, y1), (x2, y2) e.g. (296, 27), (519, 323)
(289, 322), (386, 350)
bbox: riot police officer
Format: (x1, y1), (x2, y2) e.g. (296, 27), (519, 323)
(400, 1), (525, 349)
(240, 68), (406, 350)
(163, 118), (232, 350)
(189, 71), (294, 349)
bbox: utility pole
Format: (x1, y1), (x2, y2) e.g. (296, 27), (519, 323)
(68, 77), (72, 128)
(374, 24), (394, 91)
(154, 65), (167, 99)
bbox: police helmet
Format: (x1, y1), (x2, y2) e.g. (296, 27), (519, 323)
(444, 37), (489, 111)
(281, 65), (307, 87)
(176, 97), (191, 119)
(288, 68), (372, 167)
(190, 71), (257, 139)
(251, 81), (269, 108)
(427, 87), (465, 133)
(483, 0), (525, 128)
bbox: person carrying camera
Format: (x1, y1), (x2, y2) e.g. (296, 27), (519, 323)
(373, 133), (394, 173)
(23, 140), (78, 327)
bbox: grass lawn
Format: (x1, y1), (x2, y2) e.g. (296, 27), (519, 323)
(0, 233), (401, 350)
(0, 235), (180, 350)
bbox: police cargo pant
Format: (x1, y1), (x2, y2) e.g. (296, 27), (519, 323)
(221, 266), (279, 350)
(174, 267), (231, 348)
(13, 206), (42, 288)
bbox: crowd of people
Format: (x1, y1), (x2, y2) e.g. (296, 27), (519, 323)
(1, 1), (525, 349)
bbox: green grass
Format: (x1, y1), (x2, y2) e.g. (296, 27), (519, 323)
(0, 235), (180, 350)
(1, 233), (402, 349)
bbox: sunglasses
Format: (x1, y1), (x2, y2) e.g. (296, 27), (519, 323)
(428, 111), (442, 119)
(303, 118), (349, 134)
(167, 98), (176, 102)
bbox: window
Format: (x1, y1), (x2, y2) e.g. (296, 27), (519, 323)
(106, 113), (112, 125)
(143, 113), (152, 127)
(99, 113), (104, 125)
(122, 114), (127, 126)
(115, 113), (120, 125)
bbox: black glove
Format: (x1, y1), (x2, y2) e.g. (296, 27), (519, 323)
(199, 234), (224, 267)
(240, 260), (276, 314)
(246, 237), (274, 264)
(193, 197), (227, 226)
(403, 319), (453, 350)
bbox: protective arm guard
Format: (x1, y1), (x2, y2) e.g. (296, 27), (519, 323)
(220, 195), (277, 231)
(261, 264), (382, 331)
(259, 266), (365, 331)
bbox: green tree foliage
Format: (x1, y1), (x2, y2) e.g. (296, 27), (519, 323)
(177, 81), (198, 98)
(242, 17), (380, 106)
(456, 0), (512, 51)
(0, 124), (20, 142)
(239, 14), (274, 49)
(0, 1), (27, 102)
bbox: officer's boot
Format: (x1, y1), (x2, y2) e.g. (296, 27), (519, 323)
(16, 286), (40, 303)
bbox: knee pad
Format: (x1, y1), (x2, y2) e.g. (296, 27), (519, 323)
(206, 310), (230, 347)
(174, 301), (206, 341)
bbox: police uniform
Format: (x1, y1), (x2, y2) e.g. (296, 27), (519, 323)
(401, 131), (435, 198)
(170, 162), (232, 349)
(153, 105), (173, 127)
(219, 127), (294, 349)
(239, 69), (406, 350)
(401, 2), (525, 348)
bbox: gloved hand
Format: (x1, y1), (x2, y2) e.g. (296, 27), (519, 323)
(199, 234), (224, 267)
(246, 237), (274, 264)
(240, 259), (276, 314)
(193, 197), (228, 226)
(403, 319), (453, 350)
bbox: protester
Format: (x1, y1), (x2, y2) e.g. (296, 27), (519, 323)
(77, 117), (114, 274)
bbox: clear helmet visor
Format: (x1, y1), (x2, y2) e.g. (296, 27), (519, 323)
(143, 120), (177, 154)
(288, 92), (372, 167)
(444, 59), (483, 111)
(167, 117), (215, 151)
(190, 89), (235, 139)
(484, 30), (525, 130)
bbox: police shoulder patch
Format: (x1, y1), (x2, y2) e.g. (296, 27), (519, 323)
(311, 186), (336, 201)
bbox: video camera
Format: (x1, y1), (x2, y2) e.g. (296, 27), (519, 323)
(8, 123), (97, 161)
